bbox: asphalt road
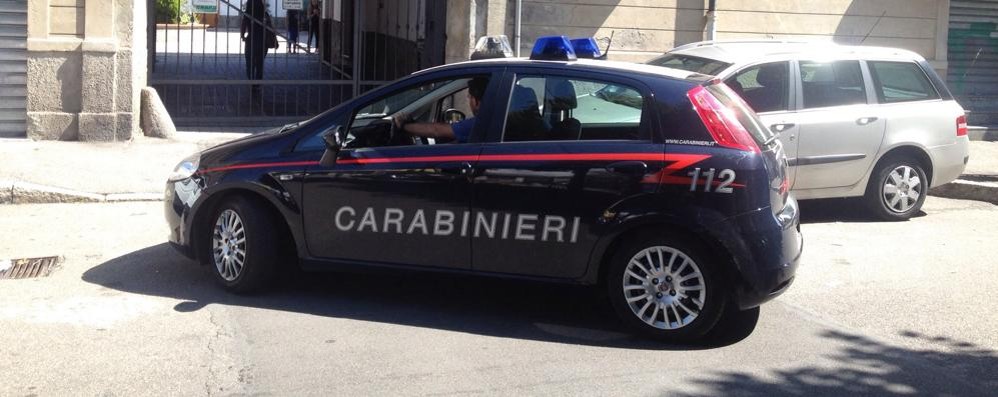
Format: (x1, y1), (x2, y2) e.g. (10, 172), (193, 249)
(1, 197), (996, 396)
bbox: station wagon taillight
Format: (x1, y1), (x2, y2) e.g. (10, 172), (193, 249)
(957, 114), (968, 137)
(687, 85), (761, 153)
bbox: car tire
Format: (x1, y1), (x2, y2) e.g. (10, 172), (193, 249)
(207, 196), (280, 293)
(606, 232), (728, 343)
(865, 156), (928, 221)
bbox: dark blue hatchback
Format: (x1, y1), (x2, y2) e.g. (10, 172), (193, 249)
(164, 42), (801, 342)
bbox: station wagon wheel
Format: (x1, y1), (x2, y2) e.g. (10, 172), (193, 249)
(607, 232), (727, 342)
(882, 165), (922, 214)
(866, 156), (928, 221)
(207, 196), (280, 293)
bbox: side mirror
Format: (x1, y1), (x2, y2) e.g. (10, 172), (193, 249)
(442, 108), (466, 124)
(319, 126), (344, 167)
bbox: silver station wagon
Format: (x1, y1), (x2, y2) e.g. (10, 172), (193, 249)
(648, 41), (970, 220)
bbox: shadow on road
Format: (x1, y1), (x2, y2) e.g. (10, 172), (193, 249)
(82, 243), (759, 350)
(799, 198), (926, 224)
(676, 329), (997, 396)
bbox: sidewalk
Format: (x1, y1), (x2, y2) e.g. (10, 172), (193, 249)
(1, 136), (996, 205)
(0, 131), (252, 204)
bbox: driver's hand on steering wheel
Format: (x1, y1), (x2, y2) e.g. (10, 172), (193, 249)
(391, 112), (410, 131)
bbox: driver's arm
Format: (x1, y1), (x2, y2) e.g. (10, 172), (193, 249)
(402, 122), (455, 139)
(393, 114), (455, 139)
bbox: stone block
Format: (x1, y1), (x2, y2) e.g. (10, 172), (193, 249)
(81, 52), (116, 113)
(140, 87), (176, 139)
(115, 48), (133, 113)
(115, 112), (133, 141)
(26, 112), (77, 140)
(26, 52), (82, 113)
(78, 112), (116, 141)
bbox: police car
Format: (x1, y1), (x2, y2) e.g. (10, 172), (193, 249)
(165, 36), (802, 342)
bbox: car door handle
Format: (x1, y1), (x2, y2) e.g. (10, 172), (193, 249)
(770, 123), (795, 133)
(440, 161), (474, 175)
(856, 117), (879, 125)
(606, 161), (648, 175)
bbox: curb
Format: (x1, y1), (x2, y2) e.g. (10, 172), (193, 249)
(928, 177), (998, 205)
(0, 180), (161, 205)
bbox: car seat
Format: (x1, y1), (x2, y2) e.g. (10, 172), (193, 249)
(504, 85), (548, 141)
(544, 78), (581, 140)
(742, 64), (786, 113)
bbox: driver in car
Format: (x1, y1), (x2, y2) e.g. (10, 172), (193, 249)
(392, 76), (489, 143)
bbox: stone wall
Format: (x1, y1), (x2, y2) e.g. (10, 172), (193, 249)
(449, 0), (949, 73)
(713, 0), (950, 72)
(26, 0), (146, 141)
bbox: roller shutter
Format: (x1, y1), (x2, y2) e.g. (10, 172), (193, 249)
(949, 0), (998, 127)
(0, 0), (25, 137)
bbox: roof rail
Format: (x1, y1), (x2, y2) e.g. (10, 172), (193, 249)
(670, 39), (817, 52)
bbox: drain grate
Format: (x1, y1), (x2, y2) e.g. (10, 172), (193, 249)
(0, 256), (62, 280)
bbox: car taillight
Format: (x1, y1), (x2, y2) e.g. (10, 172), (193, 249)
(687, 85), (761, 153)
(957, 114), (968, 137)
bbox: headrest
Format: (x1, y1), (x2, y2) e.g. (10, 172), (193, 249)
(755, 64), (784, 87)
(545, 79), (577, 111)
(511, 85), (540, 112)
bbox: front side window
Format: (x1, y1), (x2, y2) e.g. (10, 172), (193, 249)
(344, 76), (485, 148)
(799, 60), (867, 109)
(503, 75), (645, 142)
(724, 62), (789, 113)
(869, 61), (939, 103)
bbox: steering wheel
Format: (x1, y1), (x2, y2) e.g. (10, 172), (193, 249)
(385, 116), (425, 146)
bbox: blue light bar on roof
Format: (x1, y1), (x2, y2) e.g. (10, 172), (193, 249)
(529, 36), (577, 61)
(570, 38), (602, 59)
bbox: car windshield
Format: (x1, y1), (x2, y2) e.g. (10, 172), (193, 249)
(646, 54), (731, 76)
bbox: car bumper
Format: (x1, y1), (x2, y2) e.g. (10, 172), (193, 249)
(164, 178), (203, 261)
(928, 137), (970, 188)
(705, 196), (802, 310)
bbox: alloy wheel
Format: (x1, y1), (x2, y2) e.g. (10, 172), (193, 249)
(621, 246), (706, 330)
(882, 165), (922, 213)
(212, 209), (246, 281)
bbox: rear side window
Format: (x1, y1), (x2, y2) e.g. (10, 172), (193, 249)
(799, 60), (867, 109)
(868, 61), (939, 103)
(646, 54), (731, 76)
(724, 62), (789, 113)
(503, 75), (645, 142)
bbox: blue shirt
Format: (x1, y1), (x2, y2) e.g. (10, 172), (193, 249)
(451, 117), (476, 143)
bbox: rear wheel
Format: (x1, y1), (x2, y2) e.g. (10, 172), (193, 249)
(607, 232), (728, 342)
(208, 196), (280, 293)
(866, 157), (928, 221)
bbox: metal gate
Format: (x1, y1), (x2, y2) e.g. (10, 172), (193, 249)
(0, 0), (26, 137)
(150, 0), (446, 127)
(948, 0), (998, 127)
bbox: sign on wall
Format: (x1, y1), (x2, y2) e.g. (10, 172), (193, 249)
(191, 0), (218, 14)
(284, 0), (303, 10)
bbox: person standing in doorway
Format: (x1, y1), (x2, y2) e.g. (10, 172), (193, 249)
(241, 0), (267, 94)
(287, 8), (300, 54)
(307, 1), (321, 52)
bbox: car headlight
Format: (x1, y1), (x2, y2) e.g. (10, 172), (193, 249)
(168, 154), (201, 182)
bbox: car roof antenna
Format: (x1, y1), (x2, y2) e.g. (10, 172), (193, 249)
(860, 11), (886, 45)
(599, 31), (615, 60)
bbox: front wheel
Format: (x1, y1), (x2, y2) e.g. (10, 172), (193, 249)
(866, 157), (928, 221)
(607, 233), (727, 342)
(208, 196), (280, 293)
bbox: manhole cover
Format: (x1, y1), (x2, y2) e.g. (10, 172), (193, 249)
(0, 256), (62, 280)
